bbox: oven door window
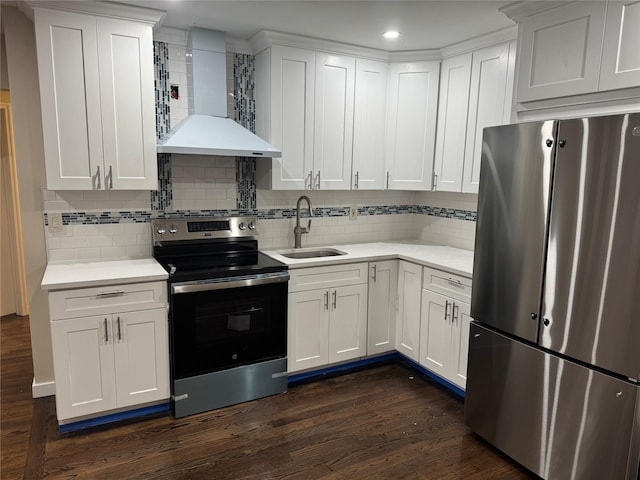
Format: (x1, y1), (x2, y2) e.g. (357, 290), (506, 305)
(170, 281), (287, 379)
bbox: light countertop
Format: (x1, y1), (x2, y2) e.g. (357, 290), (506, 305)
(265, 241), (474, 278)
(41, 258), (168, 291)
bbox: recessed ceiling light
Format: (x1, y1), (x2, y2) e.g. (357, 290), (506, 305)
(383, 31), (401, 39)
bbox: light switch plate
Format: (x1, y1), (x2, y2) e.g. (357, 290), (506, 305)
(48, 212), (64, 233)
(349, 205), (358, 221)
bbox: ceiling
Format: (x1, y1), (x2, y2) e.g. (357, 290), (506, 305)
(123, 1), (516, 51)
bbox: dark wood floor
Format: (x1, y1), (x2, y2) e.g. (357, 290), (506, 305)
(1, 314), (536, 480)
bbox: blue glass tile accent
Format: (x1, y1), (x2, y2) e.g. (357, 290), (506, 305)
(154, 41), (170, 140)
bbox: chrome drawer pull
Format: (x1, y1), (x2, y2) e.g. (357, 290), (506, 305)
(96, 291), (125, 298)
(446, 278), (464, 288)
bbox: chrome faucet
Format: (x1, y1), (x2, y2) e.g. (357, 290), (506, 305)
(294, 195), (313, 248)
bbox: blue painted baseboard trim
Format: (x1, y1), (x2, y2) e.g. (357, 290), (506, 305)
(287, 353), (465, 399)
(58, 402), (170, 434)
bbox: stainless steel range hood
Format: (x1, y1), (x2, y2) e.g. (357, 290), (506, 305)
(157, 28), (281, 158)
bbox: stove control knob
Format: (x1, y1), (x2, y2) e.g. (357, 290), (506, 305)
(169, 226), (177, 234)
(238, 222), (246, 230)
(156, 226), (166, 235)
(248, 222), (256, 230)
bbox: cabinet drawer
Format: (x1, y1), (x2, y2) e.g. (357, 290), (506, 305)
(49, 281), (167, 320)
(422, 266), (472, 303)
(289, 262), (368, 292)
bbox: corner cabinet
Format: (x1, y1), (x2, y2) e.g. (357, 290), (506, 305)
(433, 41), (515, 194)
(385, 61), (440, 191)
(33, 5), (160, 190)
(287, 263), (368, 372)
(419, 267), (472, 390)
(48, 281), (169, 423)
(367, 260), (398, 355)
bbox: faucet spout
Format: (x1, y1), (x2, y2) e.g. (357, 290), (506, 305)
(294, 195), (313, 248)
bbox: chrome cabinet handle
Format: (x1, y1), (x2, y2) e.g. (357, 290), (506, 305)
(316, 170), (321, 190)
(386, 171), (390, 189)
(452, 303), (459, 323)
(354, 171), (359, 189)
(332, 290), (337, 309)
(444, 300), (451, 321)
(104, 318), (109, 342)
(96, 165), (101, 189)
(432, 172), (438, 191)
(308, 170), (313, 190)
(117, 316), (122, 341)
(371, 264), (377, 282)
(108, 165), (113, 189)
(324, 291), (329, 311)
(96, 291), (125, 299)
(446, 278), (464, 288)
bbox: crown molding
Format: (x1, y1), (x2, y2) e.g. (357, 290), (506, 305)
(250, 30), (389, 61)
(226, 36), (253, 55)
(27, 1), (166, 25)
(388, 50), (442, 62)
(440, 25), (517, 59)
(500, 1), (572, 22)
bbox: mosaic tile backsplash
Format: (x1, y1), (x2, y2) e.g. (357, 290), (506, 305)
(43, 42), (479, 260)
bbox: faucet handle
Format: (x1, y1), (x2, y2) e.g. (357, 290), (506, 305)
(307, 219), (312, 231)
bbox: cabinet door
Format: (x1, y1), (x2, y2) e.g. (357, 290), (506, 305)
(419, 290), (451, 379)
(599, 0), (640, 91)
(270, 46), (316, 190)
(328, 284), (368, 363)
(385, 61), (440, 191)
(113, 309), (169, 408)
(450, 300), (471, 389)
(463, 42), (514, 193)
(34, 8), (104, 190)
(352, 59), (388, 190)
(97, 18), (157, 190)
(314, 53), (355, 190)
(288, 290), (329, 372)
(395, 261), (422, 361)
(51, 315), (117, 421)
(367, 261), (398, 355)
(433, 54), (472, 192)
(516, 2), (607, 102)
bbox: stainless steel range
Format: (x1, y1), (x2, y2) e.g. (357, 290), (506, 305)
(152, 216), (289, 418)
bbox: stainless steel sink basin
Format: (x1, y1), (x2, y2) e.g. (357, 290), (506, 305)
(281, 248), (347, 259)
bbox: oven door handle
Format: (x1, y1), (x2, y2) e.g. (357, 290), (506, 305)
(171, 272), (290, 294)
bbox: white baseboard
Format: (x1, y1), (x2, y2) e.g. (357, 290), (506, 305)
(32, 378), (55, 398)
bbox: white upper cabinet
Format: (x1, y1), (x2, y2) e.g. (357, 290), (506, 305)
(352, 59), (388, 190)
(462, 42), (515, 193)
(599, 0), (640, 91)
(433, 41), (515, 194)
(433, 54), (472, 193)
(385, 61), (440, 191)
(34, 6), (159, 190)
(514, 0), (639, 104)
(257, 45), (316, 190)
(314, 53), (355, 190)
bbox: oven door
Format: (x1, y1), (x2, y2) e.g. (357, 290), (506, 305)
(170, 272), (288, 380)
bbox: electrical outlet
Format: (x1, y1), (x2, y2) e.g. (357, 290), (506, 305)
(48, 212), (64, 233)
(349, 205), (358, 221)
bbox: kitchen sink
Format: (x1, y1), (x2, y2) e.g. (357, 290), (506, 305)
(281, 248), (347, 259)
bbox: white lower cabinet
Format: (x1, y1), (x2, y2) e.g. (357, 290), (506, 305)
(49, 282), (169, 423)
(419, 267), (473, 389)
(395, 261), (423, 361)
(288, 263), (368, 373)
(367, 260), (398, 355)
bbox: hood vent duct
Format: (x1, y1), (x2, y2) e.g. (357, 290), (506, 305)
(157, 28), (281, 158)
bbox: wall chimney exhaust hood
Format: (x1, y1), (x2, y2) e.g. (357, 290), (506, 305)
(157, 28), (281, 158)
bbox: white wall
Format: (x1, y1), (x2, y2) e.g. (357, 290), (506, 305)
(2, 6), (53, 395)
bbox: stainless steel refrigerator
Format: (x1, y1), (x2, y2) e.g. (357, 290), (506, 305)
(465, 113), (640, 480)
